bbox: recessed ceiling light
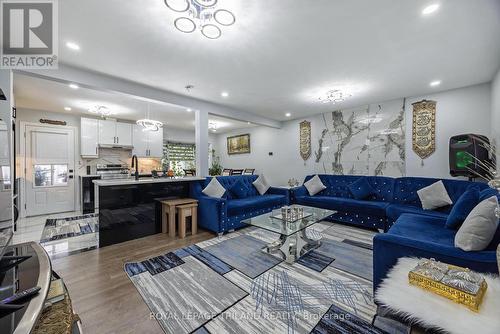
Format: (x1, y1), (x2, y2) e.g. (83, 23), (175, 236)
(66, 41), (80, 50)
(247, 122), (251, 125)
(422, 3), (440, 15)
(430, 80), (441, 87)
(186, 108), (193, 112)
(69, 83), (79, 89)
(221, 91), (229, 98)
(64, 107), (72, 111)
(285, 113), (291, 117)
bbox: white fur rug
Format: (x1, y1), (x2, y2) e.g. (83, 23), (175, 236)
(375, 257), (500, 334)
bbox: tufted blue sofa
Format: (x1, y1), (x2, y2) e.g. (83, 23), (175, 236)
(190, 175), (290, 234)
(291, 174), (493, 231)
(292, 175), (395, 231)
(290, 174), (499, 292)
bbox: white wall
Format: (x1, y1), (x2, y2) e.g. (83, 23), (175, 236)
(217, 83), (492, 185)
(405, 83), (492, 179)
(491, 69), (500, 172)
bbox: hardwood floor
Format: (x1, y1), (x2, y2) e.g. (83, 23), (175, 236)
(52, 230), (214, 334)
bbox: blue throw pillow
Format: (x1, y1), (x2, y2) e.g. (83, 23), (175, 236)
(479, 188), (499, 202)
(445, 186), (480, 229)
(229, 179), (251, 199)
(348, 178), (376, 200)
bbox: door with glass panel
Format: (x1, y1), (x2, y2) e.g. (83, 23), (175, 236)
(25, 125), (75, 216)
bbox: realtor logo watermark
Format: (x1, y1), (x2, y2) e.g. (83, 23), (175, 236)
(1, 0), (58, 69)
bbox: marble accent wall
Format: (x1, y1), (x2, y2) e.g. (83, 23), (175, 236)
(311, 99), (406, 177)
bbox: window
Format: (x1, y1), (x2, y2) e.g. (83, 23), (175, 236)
(34, 164), (68, 187)
(162, 142), (195, 175)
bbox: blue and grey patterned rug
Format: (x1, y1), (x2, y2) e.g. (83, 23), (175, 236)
(40, 213), (99, 243)
(125, 222), (393, 334)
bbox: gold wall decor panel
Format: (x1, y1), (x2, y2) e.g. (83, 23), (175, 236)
(412, 100), (436, 160)
(299, 120), (312, 161)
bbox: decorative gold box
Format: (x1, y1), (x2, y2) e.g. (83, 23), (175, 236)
(408, 259), (488, 312)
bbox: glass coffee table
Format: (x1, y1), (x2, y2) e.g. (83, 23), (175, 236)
(242, 205), (335, 263)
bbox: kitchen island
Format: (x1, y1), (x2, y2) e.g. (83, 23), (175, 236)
(93, 177), (205, 247)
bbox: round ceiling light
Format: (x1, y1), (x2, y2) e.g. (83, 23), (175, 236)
(137, 119), (163, 132)
(88, 106), (111, 116)
(174, 17), (196, 33)
(164, 0), (190, 12)
(318, 89), (352, 104)
(201, 24), (221, 39)
(214, 9), (235, 26)
(193, 0), (217, 8)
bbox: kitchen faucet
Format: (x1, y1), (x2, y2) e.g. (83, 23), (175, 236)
(131, 155), (139, 180)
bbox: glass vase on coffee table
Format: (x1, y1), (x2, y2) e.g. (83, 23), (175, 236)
(242, 205), (335, 263)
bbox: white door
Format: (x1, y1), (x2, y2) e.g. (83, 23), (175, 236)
(98, 120), (116, 145)
(25, 125), (75, 216)
(132, 125), (148, 157)
(115, 122), (132, 146)
(148, 129), (164, 157)
(80, 118), (99, 157)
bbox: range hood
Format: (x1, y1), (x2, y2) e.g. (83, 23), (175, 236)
(98, 144), (133, 149)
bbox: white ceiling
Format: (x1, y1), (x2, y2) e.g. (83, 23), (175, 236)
(13, 73), (255, 133)
(54, 0), (500, 121)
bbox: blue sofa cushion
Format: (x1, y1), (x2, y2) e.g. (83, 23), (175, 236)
(479, 188), (499, 202)
(227, 195), (286, 216)
(206, 175), (260, 200)
(228, 178), (251, 199)
(392, 177), (490, 211)
(445, 186), (480, 229)
(349, 178), (376, 200)
(295, 196), (389, 217)
(389, 214), (456, 245)
(386, 203), (449, 222)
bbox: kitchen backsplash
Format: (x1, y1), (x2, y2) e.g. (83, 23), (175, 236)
(78, 148), (162, 175)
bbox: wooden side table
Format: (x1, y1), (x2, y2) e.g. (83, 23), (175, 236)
(160, 198), (198, 238)
(177, 202), (198, 239)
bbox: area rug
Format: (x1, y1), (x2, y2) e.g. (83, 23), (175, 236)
(125, 222), (387, 334)
(40, 213), (98, 243)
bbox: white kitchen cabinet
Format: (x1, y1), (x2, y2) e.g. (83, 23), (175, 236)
(98, 120), (133, 146)
(115, 122), (132, 146)
(148, 129), (164, 157)
(132, 125), (163, 157)
(132, 125), (148, 156)
(80, 118), (99, 157)
(98, 120), (116, 145)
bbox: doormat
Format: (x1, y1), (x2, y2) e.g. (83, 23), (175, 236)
(40, 213), (98, 243)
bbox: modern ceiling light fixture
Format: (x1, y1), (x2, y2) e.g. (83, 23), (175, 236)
(64, 107), (72, 111)
(318, 89), (353, 104)
(164, 0), (235, 39)
(285, 113), (291, 117)
(221, 91), (229, 98)
(69, 83), (79, 89)
(88, 105), (111, 117)
(137, 103), (163, 132)
(422, 3), (440, 15)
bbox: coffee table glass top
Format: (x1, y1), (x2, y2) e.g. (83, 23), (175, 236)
(242, 205), (335, 236)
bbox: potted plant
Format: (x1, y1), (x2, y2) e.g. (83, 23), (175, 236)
(209, 156), (223, 176)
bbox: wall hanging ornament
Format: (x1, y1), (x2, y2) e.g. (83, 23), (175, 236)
(412, 100), (436, 166)
(299, 120), (311, 163)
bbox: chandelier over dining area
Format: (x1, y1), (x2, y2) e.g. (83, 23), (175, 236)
(164, 0), (235, 39)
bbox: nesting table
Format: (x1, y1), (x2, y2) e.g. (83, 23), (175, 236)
(160, 198), (198, 238)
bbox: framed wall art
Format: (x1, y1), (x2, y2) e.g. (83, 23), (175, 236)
(227, 134), (251, 155)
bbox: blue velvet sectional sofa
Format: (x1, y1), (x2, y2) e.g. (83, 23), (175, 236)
(190, 175), (290, 234)
(290, 174), (500, 291)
